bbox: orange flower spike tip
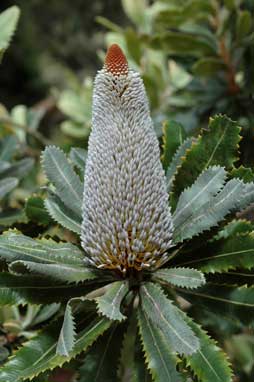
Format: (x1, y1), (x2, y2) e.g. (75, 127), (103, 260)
(104, 44), (128, 76)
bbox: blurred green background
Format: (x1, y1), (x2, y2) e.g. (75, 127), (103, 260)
(0, 0), (127, 106)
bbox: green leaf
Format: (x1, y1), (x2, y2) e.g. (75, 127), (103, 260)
(0, 6), (20, 55)
(0, 158), (34, 180)
(179, 232), (254, 273)
(96, 16), (123, 33)
(0, 177), (18, 199)
(122, 0), (147, 27)
(44, 192), (81, 234)
(153, 267), (205, 289)
(155, 1), (215, 29)
(56, 304), (76, 356)
(0, 230), (84, 266)
(125, 27), (142, 64)
(173, 178), (254, 242)
(140, 283), (199, 355)
(25, 196), (52, 226)
(185, 319), (233, 382)
(231, 165), (254, 182)
(79, 324), (124, 382)
(32, 304), (60, 326)
(9, 261), (98, 284)
(173, 166), (227, 234)
(0, 272), (96, 305)
(171, 115), (241, 203)
(0, 209), (26, 226)
(118, 314), (137, 381)
(152, 31), (216, 57)
(58, 90), (90, 124)
(138, 308), (183, 382)
(0, 317), (111, 382)
(179, 284), (254, 325)
(69, 147), (87, 173)
(213, 219), (253, 240)
(95, 281), (128, 321)
(42, 146), (83, 217)
(60, 120), (90, 139)
(0, 135), (18, 161)
(236, 10), (252, 40)
(161, 120), (186, 171)
(192, 57), (226, 77)
(166, 137), (194, 192)
(208, 271), (254, 287)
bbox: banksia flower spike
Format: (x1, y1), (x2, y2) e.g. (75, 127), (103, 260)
(81, 44), (173, 274)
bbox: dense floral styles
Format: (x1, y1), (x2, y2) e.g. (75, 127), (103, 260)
(81, 44), (173, 273)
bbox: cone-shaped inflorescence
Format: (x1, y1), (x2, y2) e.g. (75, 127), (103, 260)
(81, 44), (173, 274)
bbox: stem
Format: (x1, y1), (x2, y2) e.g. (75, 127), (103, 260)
(219, 39), (240, 95)
(211, 2), (240, 96)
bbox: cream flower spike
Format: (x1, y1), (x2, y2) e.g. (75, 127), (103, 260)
(81, 44), (173, 274)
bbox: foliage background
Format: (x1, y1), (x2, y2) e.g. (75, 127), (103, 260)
(0, 1), (254, 381)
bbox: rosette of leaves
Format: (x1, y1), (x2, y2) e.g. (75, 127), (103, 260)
(0, 115), (254, 381)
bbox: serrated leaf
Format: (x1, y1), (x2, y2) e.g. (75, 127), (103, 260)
(138, 307), (183, 382)
(140, 283), (199, 355)
(231, 165), (254, 182)
(179, 232), (254, 273)
(0, 272), (97, 305)
(161, 120), (186, 171)
(153, 267), (205, 289)
(212, 219), (253, 240)
(0, 316), (111, 382)
(95, 281), (128, 321)
(25, 196), (52, 225)
(185, 319), (233, 382)
(171, 115), (241, 204)
(56, 304), (76, 356)
(174, 178), (254, 242)
(79, 324), (124, 382)
(69, 147), (87, 172)
(173, 166), (227, 233)
(0, 177), (18, 199)
(179, 284), (254, 325)
(9, 261), (98, 284)
(0, 6), (20, 54)
(0, 230), (84, 265)
(166, 137), (194, 192)
(44, 193), (81, 234)
(42, 146), (83, 217)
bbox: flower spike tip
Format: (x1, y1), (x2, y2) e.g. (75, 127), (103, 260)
(104, 44), (128, 76)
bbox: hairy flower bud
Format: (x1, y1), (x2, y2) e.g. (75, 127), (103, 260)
(81, 44), (173, 274)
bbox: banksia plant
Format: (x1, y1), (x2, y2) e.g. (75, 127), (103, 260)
(0, 44), (254, 381)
